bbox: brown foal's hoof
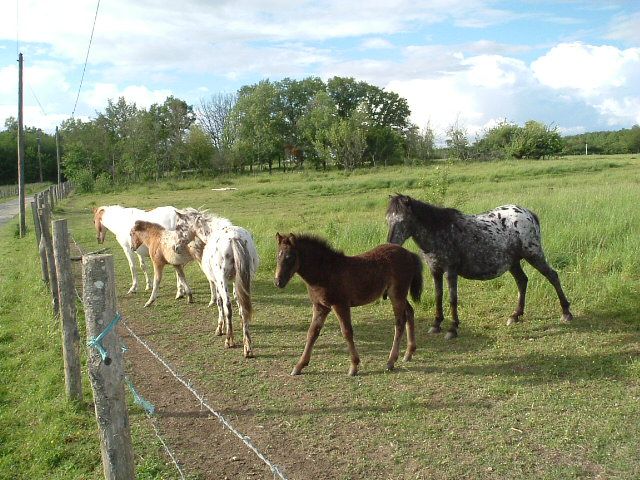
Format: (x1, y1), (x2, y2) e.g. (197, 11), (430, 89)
(348, 366), (358, 376)
(562, 312), (574, 323)
(444, 330), (458, 340)
(386, 361), (395, 371)
(244, 350), (255, 359)
(428, 326), (442, 334)
(507, 315), (520, 326)
(291, 366), (302, 376)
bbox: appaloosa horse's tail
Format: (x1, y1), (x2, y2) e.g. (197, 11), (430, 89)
(231, 237), (253, 320)
(409, 253), (423, 303)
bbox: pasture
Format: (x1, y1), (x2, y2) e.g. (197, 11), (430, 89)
(3, 154), (640, 479)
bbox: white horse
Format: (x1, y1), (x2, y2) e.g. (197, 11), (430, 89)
(175, 208), (259, 358)
(93, 205), (186, 295)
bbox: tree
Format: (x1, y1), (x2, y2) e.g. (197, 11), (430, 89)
(475, 120), (520, 160)
(406, 123), (436, 163)
(509, 121), (562, 159)
(446, 119), (470, 161)
(228, 80), (286, 172)
(328, 111), (367, 170)
(196, 93), (236, 150)
(298, 91), (338, 170)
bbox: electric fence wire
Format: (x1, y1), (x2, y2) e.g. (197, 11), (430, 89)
(71, 0), (101, 118)
(121, 318), (288, 480)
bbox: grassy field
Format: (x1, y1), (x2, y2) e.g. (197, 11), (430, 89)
(3, 154), (640, 478)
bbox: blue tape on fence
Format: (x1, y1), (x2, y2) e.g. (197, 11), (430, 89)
(86, 312), (121, 365)
(125, 377), (156, 415)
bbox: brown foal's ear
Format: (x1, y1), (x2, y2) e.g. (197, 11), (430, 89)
(276, 232), (283, 243)
(289, 233), (296, 245)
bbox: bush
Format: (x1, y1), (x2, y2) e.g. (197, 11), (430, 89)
(72, 170), (94, 193)
(94, 173), (113, 193)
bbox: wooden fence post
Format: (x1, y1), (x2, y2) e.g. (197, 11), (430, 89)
(38, 206), (59, 316)
(36, 198), (49, 284)
(82, 254), (135, 480)
(52, 219), (82, 402)
(48, 187), (54, 209)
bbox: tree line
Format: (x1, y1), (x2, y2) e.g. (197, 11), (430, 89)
(1, 75), (638, 189)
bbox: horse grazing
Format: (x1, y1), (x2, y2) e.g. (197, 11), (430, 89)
(130, 220), (209, 307)
(386, 194), (573, 339)
(93, 205), (182, 295)
(274, 233), (423, 376)
(175, 208), (259, 358)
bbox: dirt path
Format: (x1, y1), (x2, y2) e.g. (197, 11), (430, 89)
(0, 196), (31, 228)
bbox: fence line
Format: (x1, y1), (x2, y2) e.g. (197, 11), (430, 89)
(26, 184), (284, 480)
(120, 318), (289, 480)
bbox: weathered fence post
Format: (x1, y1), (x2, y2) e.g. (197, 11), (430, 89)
(82, 254), (135, 480)
(52, 219), (82, 402)
(48, 186), (55, 209)
(38, 206), (60, 315)
(36, 197), (49, 284)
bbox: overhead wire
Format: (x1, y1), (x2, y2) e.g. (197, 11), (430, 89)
(71, 0), (101, 118)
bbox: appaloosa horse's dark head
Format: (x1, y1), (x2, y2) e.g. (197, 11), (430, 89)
(386, 193), (459, 245)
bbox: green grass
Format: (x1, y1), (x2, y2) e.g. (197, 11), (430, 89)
(3, 154), (640, 479)
(0, 218), (193, 479)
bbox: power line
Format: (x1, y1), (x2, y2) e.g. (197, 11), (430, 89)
(29, 84), (47, 117)
(71, 0), (101, 118)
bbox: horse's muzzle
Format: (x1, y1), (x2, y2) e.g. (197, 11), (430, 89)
(274, 277), (284, 288)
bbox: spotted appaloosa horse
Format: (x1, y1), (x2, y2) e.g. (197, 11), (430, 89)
(274, 233), (423, 376)
(386, 194), (573, 339)
(175, 208), (259, 358)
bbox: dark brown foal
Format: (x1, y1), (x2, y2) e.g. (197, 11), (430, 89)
(274, 233), (423, 376)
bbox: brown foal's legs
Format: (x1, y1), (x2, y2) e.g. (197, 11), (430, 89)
(403, 302), (416, 361)
(292, 303), (331, 375)
(333, 304), (361, 376)
(387, 296), (409, 370)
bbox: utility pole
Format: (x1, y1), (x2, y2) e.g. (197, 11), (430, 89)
(585, 142), (588, 156)
(37, 130), (43, 183)
(56, 126), (61, 185)
(17, 53), (26, 237)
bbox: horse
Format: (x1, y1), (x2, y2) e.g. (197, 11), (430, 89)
(386, 194), (573, 339)
(174, 208), (259, 358)
(274, 233), (423, 376)
(130, 220), (211, 307)
(93, 205), (185, 295)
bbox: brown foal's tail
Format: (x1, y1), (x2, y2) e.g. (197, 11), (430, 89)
(231, 237), (253, 320)
(409, 253), (423, 302)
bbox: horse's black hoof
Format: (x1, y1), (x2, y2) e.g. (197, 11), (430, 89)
(428, 326), (441, 334)
(386, 362), (395, 371)
(507, 316), (520, 326)
(562, 312), (574, 323)
(445, 330), (458, 340)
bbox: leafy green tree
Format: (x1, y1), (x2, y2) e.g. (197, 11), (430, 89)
(446, 120), (470, 161)
(406, 123), (436, 163)
(298, 91), (339, 170)
(228, 80), (286, 172)
(328, 111), (367, 170)
(509, 121), (562, 159)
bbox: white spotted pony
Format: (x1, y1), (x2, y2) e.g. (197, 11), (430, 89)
(386, 194), (573, 339)
(93, 205), (189, 297)
(174, 208), (259, 358)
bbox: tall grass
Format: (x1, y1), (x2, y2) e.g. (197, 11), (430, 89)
(5, 154), (639, 479)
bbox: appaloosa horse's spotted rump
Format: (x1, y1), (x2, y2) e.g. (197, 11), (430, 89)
(386, 194), (573, 339)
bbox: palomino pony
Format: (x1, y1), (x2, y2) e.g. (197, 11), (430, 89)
(130, 220), (210, 307)
(175, 208), (259, 358)
(386, 194), (573, 339)
(274, 233), (423, 376)
(93, 205), (184, 295)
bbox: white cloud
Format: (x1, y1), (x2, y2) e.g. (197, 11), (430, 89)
(531, 42), (640, 95)
(360, 38), (394, 50)
(83, 84), (173, 110)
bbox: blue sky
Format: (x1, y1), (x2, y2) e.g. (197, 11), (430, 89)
(0, 0), (639, 140)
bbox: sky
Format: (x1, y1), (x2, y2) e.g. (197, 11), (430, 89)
(0, 0), (639, 141)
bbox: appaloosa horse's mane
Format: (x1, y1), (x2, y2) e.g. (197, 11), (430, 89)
(387, 194), (460, 231)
